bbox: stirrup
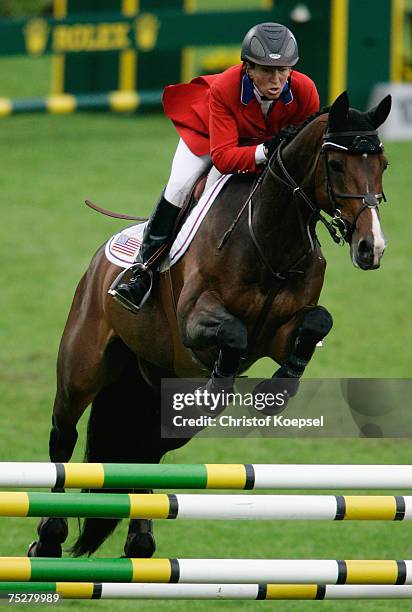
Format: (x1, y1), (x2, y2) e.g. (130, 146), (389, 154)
(108, 264), (153, 314)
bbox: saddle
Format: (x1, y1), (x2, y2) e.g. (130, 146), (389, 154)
(103, 173), (232, 271)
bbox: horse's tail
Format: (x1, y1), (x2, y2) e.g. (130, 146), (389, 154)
(69, 347), (167, 557)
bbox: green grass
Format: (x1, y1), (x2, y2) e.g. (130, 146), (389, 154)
(0, 112), (411, 612)
(0, 55), (51, 99)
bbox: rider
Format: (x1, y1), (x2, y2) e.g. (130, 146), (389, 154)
(112, 22), (320, 312)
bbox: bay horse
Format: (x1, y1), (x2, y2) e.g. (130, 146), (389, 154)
(29, 91), (391, 558)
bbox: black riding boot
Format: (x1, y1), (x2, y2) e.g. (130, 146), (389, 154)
(111, 194), (180, 313)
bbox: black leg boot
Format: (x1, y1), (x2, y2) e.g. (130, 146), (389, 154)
(111, 194), (180, 313)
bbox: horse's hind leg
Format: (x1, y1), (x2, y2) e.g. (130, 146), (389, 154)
(255, 305), (333, 413)
(123, 516), (155, 558)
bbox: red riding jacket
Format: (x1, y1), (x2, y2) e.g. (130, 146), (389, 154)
(163, 64), (319, 174)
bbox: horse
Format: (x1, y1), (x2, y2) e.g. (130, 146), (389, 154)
(28, 91), (391, 558)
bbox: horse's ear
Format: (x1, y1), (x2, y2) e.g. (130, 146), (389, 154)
(328, 91), (349, 131)
(367, 95), (392, 128)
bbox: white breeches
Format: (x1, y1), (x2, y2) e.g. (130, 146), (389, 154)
(164, 139), (223, 208)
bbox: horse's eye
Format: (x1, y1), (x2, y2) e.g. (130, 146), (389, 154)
(383, 160), (389, 171)
(329, 159), (345, 173)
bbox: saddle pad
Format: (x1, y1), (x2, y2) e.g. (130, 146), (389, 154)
(105, 174), (231, 269)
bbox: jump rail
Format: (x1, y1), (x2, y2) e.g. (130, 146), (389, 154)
(0, 492), (411, 520)
(1, 463), (412, 490)
(1, 582), (412, 600)
(0, 557), (411, 585)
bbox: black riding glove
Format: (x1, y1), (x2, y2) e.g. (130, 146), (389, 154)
(264, 125), (299, 160)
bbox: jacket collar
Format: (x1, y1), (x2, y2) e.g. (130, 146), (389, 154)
(240, 73), (293, 106)
(240, 73), (255, 105)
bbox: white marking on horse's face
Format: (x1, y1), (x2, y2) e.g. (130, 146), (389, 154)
(371, 208), (386, 265)
(350, 207), (386, 269)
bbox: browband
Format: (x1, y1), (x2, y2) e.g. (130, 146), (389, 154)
(323, 129), (383, 155)
(324, 129), (378, 139)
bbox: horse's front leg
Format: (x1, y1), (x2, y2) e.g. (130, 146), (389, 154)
(255, 305), (333, 414)
(27, 386), (93, 558)
(181, 291), (248, 412)
(29, 282), (120, 558)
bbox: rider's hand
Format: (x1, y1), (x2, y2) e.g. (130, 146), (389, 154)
(264, 125), (298, 160)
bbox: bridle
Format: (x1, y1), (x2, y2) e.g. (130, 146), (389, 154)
(266, 127), (387, 246)
(321, 129), (386, 243)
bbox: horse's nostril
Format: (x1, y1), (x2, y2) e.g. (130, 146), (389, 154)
(358, 239), (373, 259)
(356, 239), (375, 268)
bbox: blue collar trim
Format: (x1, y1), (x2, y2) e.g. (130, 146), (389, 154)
(240, 74), (293, 106)
(241, 73), (254, 105)
(279, 79), (293, 105)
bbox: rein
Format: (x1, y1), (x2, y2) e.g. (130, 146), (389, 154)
(267, 144), (345, 245)
(218, 158), (311, 281)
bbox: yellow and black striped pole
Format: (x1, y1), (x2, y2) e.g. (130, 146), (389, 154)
(0, 492), (409, 521)
(0, 557), (410, 585)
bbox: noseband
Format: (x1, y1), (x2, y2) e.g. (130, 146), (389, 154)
(267, 127), (387, 245)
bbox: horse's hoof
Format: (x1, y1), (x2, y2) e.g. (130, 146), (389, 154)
(27, 540), (63, 558)
(195, 376), (234, 416)
(37, 517), (68, 543)
(252, 375), (299, 416)
(27, 541), (38, 557)
(123, 532), (156, 558)
(273, 369), (301, 398)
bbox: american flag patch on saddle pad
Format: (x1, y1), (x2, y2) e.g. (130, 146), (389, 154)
(110, 234), (142, 258)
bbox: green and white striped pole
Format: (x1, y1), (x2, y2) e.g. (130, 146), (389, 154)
(0, 492), (410, 520)
(0, 557), (411, 585)
(1, 463), (412, 489)
(2, 582), (412, 600)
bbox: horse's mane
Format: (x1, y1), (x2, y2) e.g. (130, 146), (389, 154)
(282, 106), (330, 146)
(296, 106), (330, 133)
(289, 101), (379, 143)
